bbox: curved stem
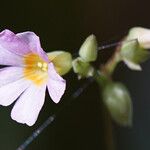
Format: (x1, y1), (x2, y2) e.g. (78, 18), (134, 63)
(101, 48), (121, 76)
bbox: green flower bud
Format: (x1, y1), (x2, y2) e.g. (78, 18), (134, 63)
(72, 57), (94, 78)
(121, 40), (149, 70)
(127, 27), (150, 49)
(47, 51), (72, 75)
(79, 34), (98, 62)
(102, 82), (132, 126)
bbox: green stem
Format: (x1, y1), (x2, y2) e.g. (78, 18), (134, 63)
(101, 102), (116, 150)
(93, 70), (109, 88)
(101, 48), (121, 76)
(93, 70), (116, 150)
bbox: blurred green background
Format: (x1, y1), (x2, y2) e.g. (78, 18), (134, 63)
(0, 0), (150, 150)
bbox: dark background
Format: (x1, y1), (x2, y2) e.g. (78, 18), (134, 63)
(0, 0), (150, 150)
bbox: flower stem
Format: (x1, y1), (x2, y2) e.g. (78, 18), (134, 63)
(101, 101), (116, 150)
(101, 47), (121, 76)
(99, 38), (138, 76)
(93, 70), (115, 150)
(16, 115), (56, 150)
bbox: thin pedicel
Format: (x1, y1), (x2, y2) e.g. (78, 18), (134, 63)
(98, 38), (137, 51)
(72, 38), (137, 57)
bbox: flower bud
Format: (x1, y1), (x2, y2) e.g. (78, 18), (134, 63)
(72, 57), (94, 78)
(47, 51), (72, 75)
(121, 40), (149, 71)
(79, 34), (98, 62)
(102, 82), (132, 126)
(127, 27), (150, 49)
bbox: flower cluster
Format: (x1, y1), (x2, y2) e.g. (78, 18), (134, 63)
(0, 27), (150, 127)
(72, 27), (150, 126)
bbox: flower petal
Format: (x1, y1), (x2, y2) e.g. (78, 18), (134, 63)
(47, 63), (66, 103)
(0, 29), (30, 55)
(11, 84), (46, 126)
(128, 27), (150, 49)
(0, 44), (23, 66)
(123, 59), (142, 71)
(0, 29), (49, 63)
(0, 67), (24, 87)
(0, 78), (30, 106)
(17, 32), (49, 62)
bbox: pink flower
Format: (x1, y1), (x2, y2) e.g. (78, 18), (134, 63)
(0, 29), (66, 126)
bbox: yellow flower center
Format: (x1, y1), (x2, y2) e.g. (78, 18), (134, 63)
(23, 53), (48, 86)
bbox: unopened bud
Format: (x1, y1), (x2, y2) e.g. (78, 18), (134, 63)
(102, 82), (132, 126)
(121, 40), (149, 71)
(127, 27), (150, 49)
(79, 34), (98, 62)
(47, 51), (72, 75)
(72, 57), (94, 78)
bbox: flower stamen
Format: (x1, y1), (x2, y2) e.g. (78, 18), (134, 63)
(23, 53), (48, 86)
